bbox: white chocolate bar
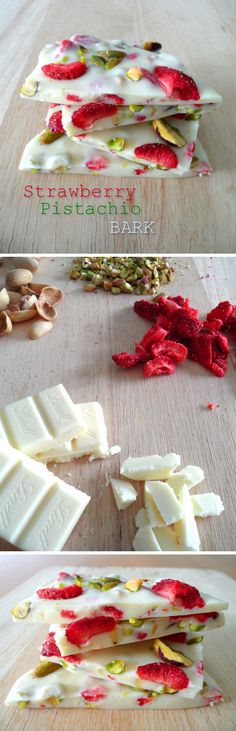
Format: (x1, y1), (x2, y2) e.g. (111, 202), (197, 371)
(121, 453), (181, 481)
(46, 611), (224, 655)
(0, 440), (90, 550)
(19, 132), (213, 177)
(173, 485), (201, 551)
(0, 384), (84, 457)
(145, 481), (184, 526)
(167, 466), (205, 494)
(191, 493), (224, 517)
(35, 402), (109, 463)
(110, 478), (137, 510)
(72, 118), (199, 173)
(20, 36), (222, 106)
(5, 668), (224, 709)
(11, 573), (228, 623)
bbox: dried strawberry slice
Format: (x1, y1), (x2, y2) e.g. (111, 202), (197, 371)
(174, 612), (218, 623)
(102, 94), (125, 105)
(139, 323), (169, 352)
(137, 696), (153, 706)
(72, 103), (118, 130)
(170, 310), (203, 339)
(143, 356), (176, 377)
(137, 662), (189, 690)
(134, 143), (178, 169)
(81, 686), (107, 702)
(42, 61), (87, 80)
(203, 318), (223, 332)
(150, 340), (188, 363)
(157, 296), (181, 315)
(64, 653), (82, 663)
(100, 605), (124, 620)
(207, 301), (234, 324)
(41, 632), (61, 657)
(112, 352), (141, 368)
(153, 66), (200, 100)
(66, 616), (116, 646)
(134, 299), (160, 323)
(85, 156), (108, 170)
(151, 579), (205, 608)
(47, 110), (65, 133)
(161, 632), (187, 643)
(37, 584), (83, 600)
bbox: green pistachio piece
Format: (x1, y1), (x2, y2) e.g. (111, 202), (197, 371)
(128, 617), (144, 627)
(105, 58), (122, 69)
(91, 55), (106, 66)
(39, 129), (64, 145)
(102, 581), (120, 591)
(108, 137), (125, 152)
(129, 104), (144, 112)
(186, 110), (201, 120)
(33, 661), (60, 678)
(97, 50), (126, 60)
(105, 660), (126, 674)
(11, 602), (31, 619)
(189, 623), (205, 631)
(125, 579), (144, 592)
(88, 581), (103, 589)
(186, 635), (204, 645)
(152, 119), (186, 147)
(111, 287), (121, 294)
(20, 80), (38, 97)
(143, 41), (162, 52)
(18, 701), (29, 708)
(46, 696), (62, 706)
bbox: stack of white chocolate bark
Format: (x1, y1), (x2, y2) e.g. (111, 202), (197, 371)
(6, 574), (227, 709)
(19, 36), (222, 178)
(0, 384), (111, 551)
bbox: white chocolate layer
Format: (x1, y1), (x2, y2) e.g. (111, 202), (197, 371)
(145, 480), (184, 525)
(35, 402), (109, 463)
(173, 485), (201, 551)
(167, 466), (205, 494)
(191, 493), (224, 517)
(121, 453), (181, 481)
(110, 478), (137, 510)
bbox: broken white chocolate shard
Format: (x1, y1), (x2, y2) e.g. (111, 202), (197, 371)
(46, 610), (224, 656)
(145, 480), (183, 525)
(173, 485), (201, 551)
(12, 572), (228, 623)
(135, 508), (149, 528)
(133, 525), (163, 551)
(5, 667), (225, 710)
(0, 384), (85, 457)
(152, 525), (180, 551)
(0, 440), (90, 550)
(167, 466), (205, 494)
(110, 478), (137, 510)
(121, 453), (181, 481)
(35, 402), (109, 463)
(191, 493), (224, 517)
(40, 635), (204, 697)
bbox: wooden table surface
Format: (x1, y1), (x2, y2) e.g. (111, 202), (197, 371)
(0, 0), (236, 254)
(0, 256), (235, 552)
(0, 565), (236, 731)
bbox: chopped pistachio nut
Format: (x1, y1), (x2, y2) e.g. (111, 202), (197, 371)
(33, 661), (59, 678)
(18, 701), (29, 708)
(39, 129), (64, 145)
(129, 104), (144, 112)
(70, 257), (173, 295)
(46, 696), (62, 706)
(11, 602), (31, 619)
(186, 635), (204, 645)
(105, 660), (126, 674)
(20, 80), (38, 96)
(128, 617), (144, 627)
(143, 41), (162, 51)
(125, 579), (144, 592)
(108, 137), (125, 151)
(126, 66), (143, 81)
(152, 119), (186, 147)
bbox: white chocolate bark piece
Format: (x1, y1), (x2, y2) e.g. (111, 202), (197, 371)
(46, 610), (224, 655)
(173, 485), (201, 551)
(11, 573), (228, 623)
(5, 668), (225, 710)
(0, 440), (90, 550)
(40, 635), (205, 697)
(19, 132), (213, 177)
(121, 453), (181, 481)
(0, 384), (84, 457)
(191, 493), (224, 517)
(145, 481), (184, 525)
(110, 478), (137, 510)
(35, 402), (109, 463)
(167, 466), (205, 494)
(20, 36), (222, 106)
(72, 118), (199, 173)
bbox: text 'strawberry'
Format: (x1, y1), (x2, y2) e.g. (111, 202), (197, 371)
(41, 632), (61, 657)
(37, 584), (83, 600)
(81, 686), (107, 702)
(143, 356), (176, 378)
(137, 662), (189, 690)
(42, 61), (87, 80)
(153, 66), (200, 100)
(72, 103), (118, 130)
(151, 579), (205, 609)
(134, 143), (178, 169)
(66, 616), (116, 646)
(47, 111), (65, 133)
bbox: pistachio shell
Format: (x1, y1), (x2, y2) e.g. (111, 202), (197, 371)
(28, 321), (53, 339)
(40, 286), (64, 305)
(7, 290), (22, 304)
(0, 311), (12, 336)
(12, 257), (39, 273)
(35, 300), (57, 321)
(6, 269), (33, 290)
(0, 288), (10, 311)
(28, 283), (49, 295)
(21, 295), (38, 310)
(7, 307), (37, 323)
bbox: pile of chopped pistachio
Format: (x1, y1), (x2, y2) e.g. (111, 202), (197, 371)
(70, 257), (173, 295)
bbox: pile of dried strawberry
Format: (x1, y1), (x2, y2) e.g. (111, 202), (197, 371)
(112, 296), (236, 378)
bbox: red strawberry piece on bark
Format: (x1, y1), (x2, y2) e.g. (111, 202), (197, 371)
(47, 110), (65, 133)
(42, 61), (87, 80)
(102, 94), (125, 105)
(85, 156), (108, 170)
(72, 103), (118, 130)
(174, 612), (218, 622)
(81, 686), (107, 702)
(134, 299), (160, 323)
(137, 696), (153, 706)
(207, 301), (234, 324)
(143, 356), (176, 377)
(60, 610), (77, 620)
(153, 66), (200, 100)
(150, 340), (188, 363)
(59, 39), (74, 52)
(100, 605), (124, 620)
(66, 616), (116, 646)
(161, 632), (187, 643)
(137, 662), (189, 690)
(37, 584), (83, 600)
(112, 352), (141, 368)
(66, 94), (82, 102)
(64, 653), (82, 663)
(41, 632), (61, 657)
(151, 579), (205, 608)
(134, 143), (178, 169)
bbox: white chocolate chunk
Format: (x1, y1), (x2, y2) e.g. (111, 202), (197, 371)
(35, 402), (109, 463)
(152, 525), (180, 551)
(110, 478), (137, 510)
(135, 508), (149, 528)
(145, 481), (183, 525)
(173, 485), (201, 551)
(167, 466), (204, 494)
(133, 525), (163, 551)
(121, 453), (181, 481)
(191, 493), (224, 517)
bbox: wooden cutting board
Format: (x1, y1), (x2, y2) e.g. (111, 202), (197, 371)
(0, 566), (235, 731)
(0, 256), (235, 551)
(0, 0), (235, 254)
